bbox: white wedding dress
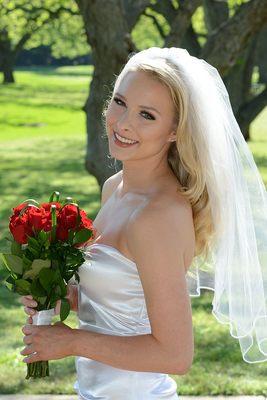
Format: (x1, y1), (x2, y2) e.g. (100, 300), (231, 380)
(73, 242), (179, 400)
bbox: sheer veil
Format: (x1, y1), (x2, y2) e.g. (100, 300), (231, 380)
(117, 47), (267, 364)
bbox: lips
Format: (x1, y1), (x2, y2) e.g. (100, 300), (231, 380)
(113, 130), (139, 143)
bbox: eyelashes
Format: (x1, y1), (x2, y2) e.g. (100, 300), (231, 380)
(113, 97), (156, 121)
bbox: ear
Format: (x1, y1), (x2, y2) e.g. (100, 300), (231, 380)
(167, 130), (177, 143)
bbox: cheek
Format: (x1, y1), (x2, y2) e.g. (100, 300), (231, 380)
(105, 105), (122, 126)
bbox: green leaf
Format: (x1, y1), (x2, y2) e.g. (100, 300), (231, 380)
(31, 278), (47, 297)
(15, 279), (31, 295)
(55, 284), (61, 296)
(1, 254), (24, 275)
(73, 228), (92, 244)
(15, 279), (31, 291)
(27, 246), (39, 258)
(37, 296), (47, 305)
(6, 275), (15, 285)
(39, 268), (57, 291)
(11, 241), (23, 257)
(28, 236), (40, 250)
(23, 259), (51, 279)
(22, 254), (33, 268)
(3, 275), (15, 291)
(59, 279), (67, 297)
(60, 297), (70, 322)
(37, 230), (49, 244)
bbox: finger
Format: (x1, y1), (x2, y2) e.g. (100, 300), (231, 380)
(27, 316), (33, 324)
(22, 324), (34, 334)
(20, 295), (33, 303)
(23, 335), (32, 345)
(54, 299), (61, 315)
(20, 298), (37, 308)
(24, 306), (37, 315)
(23, 352), (40, 363)
(20, 344), (35, 356)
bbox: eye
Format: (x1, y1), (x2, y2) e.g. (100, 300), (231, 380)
(113, 97), (156, 121)
(113, 97), (125, 106)
(140, 111), (155, 121)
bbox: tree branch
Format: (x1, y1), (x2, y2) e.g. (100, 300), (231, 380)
(143, 10), (166, 39)
(202, 0), (267, 75)
(237, 87), (267, 127)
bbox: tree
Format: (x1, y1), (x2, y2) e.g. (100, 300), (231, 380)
(0, 0), (79, 83)
(75, 0), (267, 188)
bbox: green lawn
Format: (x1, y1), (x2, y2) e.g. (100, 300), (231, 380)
(0, 66), (267, 395)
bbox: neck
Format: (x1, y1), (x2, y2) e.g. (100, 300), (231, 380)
(119, 157), (176, 197)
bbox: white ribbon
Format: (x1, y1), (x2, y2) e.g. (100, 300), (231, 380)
(32, 308), (55, 326)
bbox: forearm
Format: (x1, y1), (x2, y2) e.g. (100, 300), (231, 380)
(71, 328), (182, 375)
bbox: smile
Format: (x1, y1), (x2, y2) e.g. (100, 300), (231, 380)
(113, 131), (139, 144)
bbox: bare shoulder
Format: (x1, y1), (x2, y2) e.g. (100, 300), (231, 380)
(126, 192), (195, 273)
(101, 170), (123, 206)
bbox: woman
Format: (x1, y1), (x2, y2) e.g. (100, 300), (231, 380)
(20, 47), (267, 399)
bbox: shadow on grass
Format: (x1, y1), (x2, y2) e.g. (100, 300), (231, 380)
(15, 66), (93, 78)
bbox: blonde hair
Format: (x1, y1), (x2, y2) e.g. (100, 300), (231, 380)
(102, 56), (217, 263)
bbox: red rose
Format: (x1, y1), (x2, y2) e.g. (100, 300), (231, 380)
(12, 202), (28, 216)
(58, 204), (79, 230)
(40, 202), (62, 212)
(42, 210), (53, 232)
(9, 212), (34, 244)
(27, 206), (46, 231)
(55, 204), (78, 241)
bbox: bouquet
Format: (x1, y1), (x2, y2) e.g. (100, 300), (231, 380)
(0, 191), (96, 379)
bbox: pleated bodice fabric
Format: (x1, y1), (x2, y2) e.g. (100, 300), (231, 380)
(73, 243), (179, 400)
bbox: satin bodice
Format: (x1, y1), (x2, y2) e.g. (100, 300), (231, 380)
(73, 243), (179, 400)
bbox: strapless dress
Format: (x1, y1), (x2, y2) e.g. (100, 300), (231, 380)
(73, 243), (179, 400)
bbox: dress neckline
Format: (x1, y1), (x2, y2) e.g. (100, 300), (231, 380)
(87, 242), (137, 266)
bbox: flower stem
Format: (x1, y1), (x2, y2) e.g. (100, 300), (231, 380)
(25, 360), (50, 379)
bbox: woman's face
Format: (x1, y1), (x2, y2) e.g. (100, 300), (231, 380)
(105, 70), (177, 161)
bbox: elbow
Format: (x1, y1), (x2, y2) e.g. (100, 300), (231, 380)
(171, 352), (194, 375)
(174, 362), (193, 375)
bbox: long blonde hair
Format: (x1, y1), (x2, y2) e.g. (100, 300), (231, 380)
(103, 57), (218, 263)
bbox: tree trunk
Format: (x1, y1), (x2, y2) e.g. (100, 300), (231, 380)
(1, 56), (15, 84)
(0, 29), (16, 84)
(76, 0), (138, 189)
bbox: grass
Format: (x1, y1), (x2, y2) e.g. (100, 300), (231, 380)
(0, 66), (267, 395)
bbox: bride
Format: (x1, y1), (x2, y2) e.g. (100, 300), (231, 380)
(20, 47), (267, 399)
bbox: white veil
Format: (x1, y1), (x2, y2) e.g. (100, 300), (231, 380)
(117, 47), (267, 364)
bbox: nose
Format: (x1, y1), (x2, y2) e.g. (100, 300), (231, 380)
(116, 109), (132, 132)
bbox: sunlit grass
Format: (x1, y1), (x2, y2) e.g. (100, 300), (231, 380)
(0, 67), (266, 395)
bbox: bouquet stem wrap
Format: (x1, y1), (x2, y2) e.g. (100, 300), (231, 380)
(25, 308), (55, 379)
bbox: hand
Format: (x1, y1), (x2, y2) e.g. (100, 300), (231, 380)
(19, 283), (78, 324)
(20, 321), (75, 363)
(19, 295), (38, 324)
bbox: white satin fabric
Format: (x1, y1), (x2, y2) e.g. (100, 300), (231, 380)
(73, 243), (179, 400)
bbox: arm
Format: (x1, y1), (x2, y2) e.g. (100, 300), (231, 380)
(68, 170), (123, 286)
(71, 201), (195, 375)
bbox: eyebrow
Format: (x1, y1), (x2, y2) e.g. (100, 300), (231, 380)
(114, 92), (161, 115)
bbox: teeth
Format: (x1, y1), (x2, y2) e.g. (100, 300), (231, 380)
(114, 131), (138, 144)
